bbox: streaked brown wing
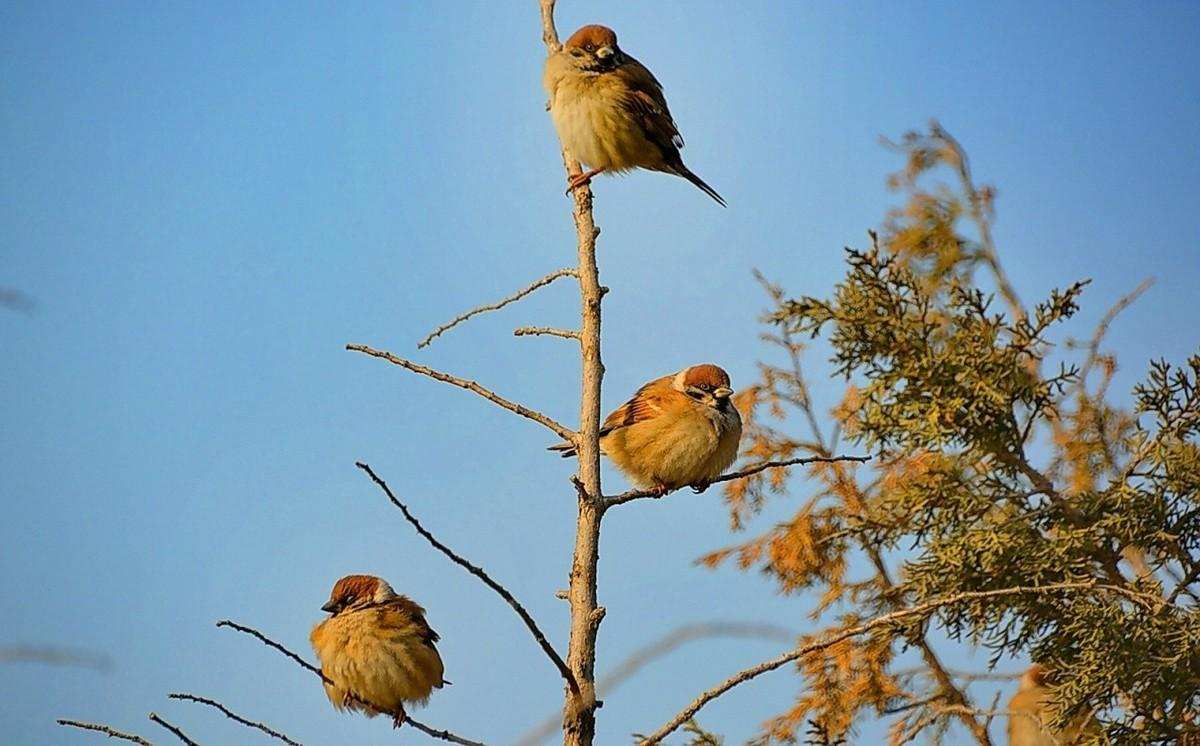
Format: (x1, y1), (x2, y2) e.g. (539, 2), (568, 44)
(614, 56), (685, 153)
(601, 376), (673, 434)
(377, 597), (440, 646)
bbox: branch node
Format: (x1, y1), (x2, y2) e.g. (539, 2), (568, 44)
(418, 267), (578, 348)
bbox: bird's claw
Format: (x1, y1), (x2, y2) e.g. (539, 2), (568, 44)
(565, 168), (605, 195)
(565, 175), (593, 194)
(690, 481), (711, 494)
(392, 706), (408, 729)
(652, 483), (671, 497)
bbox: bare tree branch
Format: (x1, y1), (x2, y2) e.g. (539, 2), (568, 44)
(517, 622), (794, 745)
(538, 3), (608, 745)
(1073, 277), (1154, 383)
(514, 326), (580, 341)
(356, 461), (578, 693)
(57, 719), (153, 744)
(216, 620), (318, 676)
(418, 268), (578, 349)
(638, 581), (1165, 743)
(1, 645), (112, 671)
(892, 665), (1023, 683)
(346, 343), (575, 441)
(148, 713), (199, 746)
(930, 121), (1025, 323)
(601, 455), (871, 508)
(216, 619), (484, 745)
(168, 693), (300, 746)
(868, 548), (994, 745)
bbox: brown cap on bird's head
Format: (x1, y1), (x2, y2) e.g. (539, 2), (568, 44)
(564, 24), (619, 51)
(321, 574), (396, 613)
(683, 364), (732, 390)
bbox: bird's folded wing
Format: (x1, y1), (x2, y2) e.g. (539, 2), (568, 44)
(601, 376), (675, 435)
(377, 597), (440, 646)
(615, 57), (685, 150)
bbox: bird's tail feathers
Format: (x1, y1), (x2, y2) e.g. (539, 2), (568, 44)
(676, 166), (726, 207)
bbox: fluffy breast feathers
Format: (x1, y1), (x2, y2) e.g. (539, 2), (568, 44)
(543, 53), (682, 173)
(599, 375), (742, 489)
(310, 596), (445, 717)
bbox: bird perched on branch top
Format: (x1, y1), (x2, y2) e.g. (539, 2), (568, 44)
(310, 574), (446, 728)
(550, 364), (742, 493)
(543, 24), (726, 206)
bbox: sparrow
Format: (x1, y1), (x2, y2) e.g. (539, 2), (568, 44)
(310, 574), (446, 727)
(543, 24), (726, 206)
(550, 363), (742, 492)
(1007, 664), (1103, 745)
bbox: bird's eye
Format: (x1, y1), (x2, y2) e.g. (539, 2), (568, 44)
(700, 384), (711, 391)
(584, 43), (595, 52)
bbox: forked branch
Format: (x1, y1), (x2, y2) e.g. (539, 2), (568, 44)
(346, 343), (575, 441)
(516, 622), (794, 745)
(168, 693), (301, 746)
(356, 461), (578, 693)
(639, 580), (1165, 743)
(418, 268), (578, 349)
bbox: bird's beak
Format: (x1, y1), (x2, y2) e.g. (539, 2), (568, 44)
(713, 386), (733, 399)
(596, 46), (614, 60)
(321, 600), (339, 613)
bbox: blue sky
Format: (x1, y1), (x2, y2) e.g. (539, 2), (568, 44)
(2, 2), (1198, 744)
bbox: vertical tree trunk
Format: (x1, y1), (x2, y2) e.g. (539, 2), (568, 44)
(561, 132), (604, 746)
(538, 3), (605, 744)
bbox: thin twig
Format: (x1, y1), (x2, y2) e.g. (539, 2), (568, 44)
(882, 693), (945, 715)
(601, 455), (871, 508)
(168, 693), (300, 746)
(216, 619), (485, 745)
(517, 622), (794, 745)
(892, 665), (1023, 683)
(418, 268), (578, 348)
(514, 326), (581, 341)
(931, 121), (1025, 323)
(1075, 277), (1154, 384)
(148, 713), (199, 746)
(57, 719), (153, 744)
(216, 620), (320, 676)
(356, 461), (578, 693)
(346, 343), (575, 441)
(638, 580), (1162, 743)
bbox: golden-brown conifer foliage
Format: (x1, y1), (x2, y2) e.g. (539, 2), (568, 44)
(707, 124), (1199, 744)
